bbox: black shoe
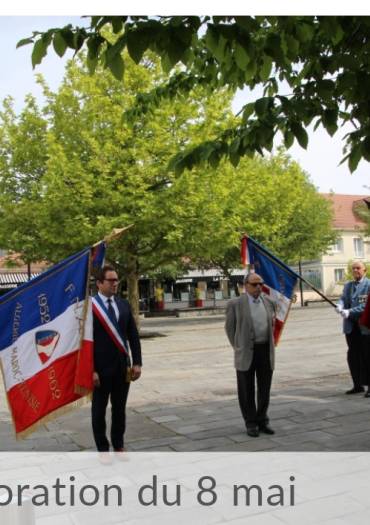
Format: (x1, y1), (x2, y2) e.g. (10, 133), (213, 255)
(258, 424), (275, 435)
(247, 427), (259, 438)
(364, 391), (370, 398)
(345, 387), (364, 394)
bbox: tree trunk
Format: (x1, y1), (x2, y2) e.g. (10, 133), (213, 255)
(126, 257), (140, 328)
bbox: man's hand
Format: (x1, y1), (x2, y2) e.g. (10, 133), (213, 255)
(335, 304), (343, 314)
(131, 365), (142, 382)
(93, 371), (100, 388)
(341, 309), (350, 319)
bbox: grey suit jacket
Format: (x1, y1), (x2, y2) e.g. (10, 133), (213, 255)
(225, 293), (276, 372)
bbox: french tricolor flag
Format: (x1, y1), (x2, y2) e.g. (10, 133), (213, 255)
(0, 248), (96, 438)
(244, 236), (299, 345)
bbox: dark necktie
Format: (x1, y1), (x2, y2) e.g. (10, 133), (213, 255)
(107, 298), (117, 324)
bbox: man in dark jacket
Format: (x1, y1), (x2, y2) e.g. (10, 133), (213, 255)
(91, 265), (142, 455)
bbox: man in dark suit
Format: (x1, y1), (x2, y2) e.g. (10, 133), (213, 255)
(91, 265), (142, 456)
(336, 261), (370, 395)
(225, 272), (277, 438)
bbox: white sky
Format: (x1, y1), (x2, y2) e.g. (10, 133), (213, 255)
(0, 11), (369, 195)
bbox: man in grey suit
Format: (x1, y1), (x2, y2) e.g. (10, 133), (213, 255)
(225, 272), (277, 438)
(336, 261), (370, 395)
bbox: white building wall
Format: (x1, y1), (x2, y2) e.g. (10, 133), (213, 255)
(297, 229), (370, 302)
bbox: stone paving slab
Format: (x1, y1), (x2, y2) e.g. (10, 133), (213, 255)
(1, 305), (370, 452)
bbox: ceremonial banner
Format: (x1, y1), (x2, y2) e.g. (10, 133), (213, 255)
(360, 294), (370, 329)
(243, 236), (298, 345)
(0, 247), (98, 438)
(91, 241), (106, 269)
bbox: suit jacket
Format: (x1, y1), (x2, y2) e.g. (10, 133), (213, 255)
(338, 277), (370, 334)
(225, 293), (276, 372)
(93, 295), (142, 377)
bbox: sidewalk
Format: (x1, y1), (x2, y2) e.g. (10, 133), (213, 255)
(1, 304), (370, 451)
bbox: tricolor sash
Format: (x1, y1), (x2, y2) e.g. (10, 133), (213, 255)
(92, 295), (129, 356)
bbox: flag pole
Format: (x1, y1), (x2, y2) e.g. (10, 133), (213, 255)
(293, 272), (337, 307)
(244, 235), (338, 308)
(92, 224), (134, 247)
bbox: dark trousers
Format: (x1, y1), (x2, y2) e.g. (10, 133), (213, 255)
(360, 334), (370, 388)
(236, 343), (273, 428)
(91, 368), (130, 451)
(346, 324), (363, 389)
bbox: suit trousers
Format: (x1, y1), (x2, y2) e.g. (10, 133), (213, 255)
(91, 368), (130, 451)
(346, 324), (363, 389)
(360, 334), (370, 387)
(236, 342), (273, 428)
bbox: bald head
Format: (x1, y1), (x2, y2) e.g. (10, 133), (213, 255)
(244, 272), (264, 298)
(352, 261), (366, 281)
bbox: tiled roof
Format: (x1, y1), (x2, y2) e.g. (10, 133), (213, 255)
(0, 253), (48, 273)
(321, 193), (370, 230)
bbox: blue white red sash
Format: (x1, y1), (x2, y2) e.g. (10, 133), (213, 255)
(92, 295), (128, 356)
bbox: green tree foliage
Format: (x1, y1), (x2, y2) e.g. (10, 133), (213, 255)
(20, 16), (370, 173)
(0, 54), (334, 317)
(194, 152), (336, 277)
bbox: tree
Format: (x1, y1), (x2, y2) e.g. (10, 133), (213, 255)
(19, 16), (370, 173)
(191, 151), (336, 276)
(0, 54), (334, 319)
(0, 53), (238, 320)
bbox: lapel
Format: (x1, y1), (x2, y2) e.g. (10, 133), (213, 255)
(352, 280), (364, 300)
(240, 293), (250, 318)
(240, 293), (254, 338)
(114, 296), (122, 322)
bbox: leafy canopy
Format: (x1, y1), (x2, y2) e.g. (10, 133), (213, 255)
(19, 16), (370, 173)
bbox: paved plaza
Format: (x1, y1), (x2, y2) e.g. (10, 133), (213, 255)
(1, 303), (370, 452)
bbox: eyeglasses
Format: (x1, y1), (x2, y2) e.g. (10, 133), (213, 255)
(247, 282), (264, 287)
(104, 278), (119, 283)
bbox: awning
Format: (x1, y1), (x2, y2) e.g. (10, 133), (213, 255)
(0, 273), (40, 289)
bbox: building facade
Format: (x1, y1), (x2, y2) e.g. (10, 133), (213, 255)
(294, 194), (370, 301)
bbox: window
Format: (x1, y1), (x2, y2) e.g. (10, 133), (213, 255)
(330, 238), (343, 253)
(354, 238), (364, 258)
(302, 269), (322, 290)
(334, 268), (345, 283)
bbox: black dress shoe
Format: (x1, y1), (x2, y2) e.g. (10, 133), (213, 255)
(258, 424), (275, 435)
(247, 427), (259, 438)
(345, 387), (365, 394)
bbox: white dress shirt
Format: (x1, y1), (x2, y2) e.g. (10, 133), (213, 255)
(98, 292), (119, 321)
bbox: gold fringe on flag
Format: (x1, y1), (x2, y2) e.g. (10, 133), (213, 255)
(15, 396), (90, 440)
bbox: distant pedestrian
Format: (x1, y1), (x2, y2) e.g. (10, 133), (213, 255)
(336, 261), (370, 395)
